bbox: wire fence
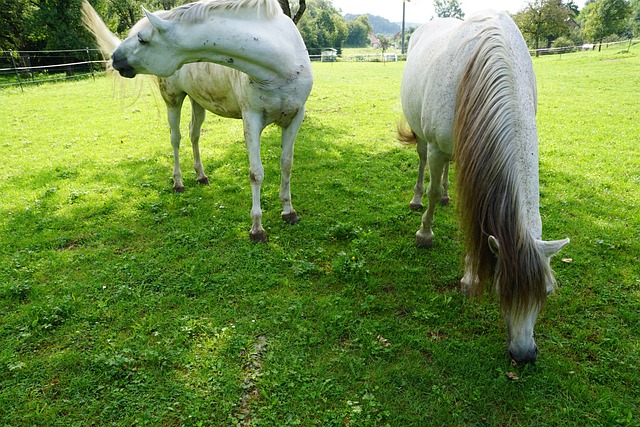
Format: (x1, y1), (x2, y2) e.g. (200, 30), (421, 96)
(0, 48), (107, 91)
(1, 40), (637, 90)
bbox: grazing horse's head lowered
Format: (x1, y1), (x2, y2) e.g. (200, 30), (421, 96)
(399, 12), (569, 364)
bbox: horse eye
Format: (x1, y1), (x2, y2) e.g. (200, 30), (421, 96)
(137, 35), (148, 45)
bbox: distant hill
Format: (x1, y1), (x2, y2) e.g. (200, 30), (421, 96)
(344, 13), (400, 35)
(344, 13), (423, 35)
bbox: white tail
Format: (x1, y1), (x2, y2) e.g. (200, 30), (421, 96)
(81, 0), (121, 56)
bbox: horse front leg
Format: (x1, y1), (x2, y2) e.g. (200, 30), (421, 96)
(416, 146), (449, 248)
(167, 104), (185, 192)
(279, 108), (305, 225)
(243, 112), (267, 242)
(188, 99), (209, 186)
(410, 139), (428, 211)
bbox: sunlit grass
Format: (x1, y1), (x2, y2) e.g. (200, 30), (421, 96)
(0, 45), (638, 425)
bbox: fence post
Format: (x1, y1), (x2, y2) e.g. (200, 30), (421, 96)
(86, 47), (95, 80)
(8, 50), (24, 92)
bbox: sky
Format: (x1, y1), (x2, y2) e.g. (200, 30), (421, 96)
(329, 0), (586, 24)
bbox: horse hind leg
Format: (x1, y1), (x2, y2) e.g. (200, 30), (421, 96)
(189, 98), (209, 186)
(167, 102), (186, 192)
(278, 108), (305, 225)
(410, 139), (428, 211)
(416, 146), (449, 248)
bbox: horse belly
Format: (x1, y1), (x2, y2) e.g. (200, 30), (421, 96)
(180, 64), (242, 119)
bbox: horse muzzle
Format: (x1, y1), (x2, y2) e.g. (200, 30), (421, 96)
(509, 344), (538, 365)
(111, 51), (137, 78)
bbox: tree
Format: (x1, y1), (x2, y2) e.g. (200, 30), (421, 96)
(513, 0), (574, 52)
(434, 0), (464, 19)
(25, 0), (96, 51)
(377, 34), (391, 61)
(297, 0), (347, 53)
(278, 0), (307, 24)
(0, 0), (31, 51)
(344, 15), (373, 47)
(630, 0), (640, 35)
(583, 0), (631, 48)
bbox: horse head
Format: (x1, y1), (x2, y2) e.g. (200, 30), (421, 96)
(112, 9), (185, 78)
(489, 235), (570, 364)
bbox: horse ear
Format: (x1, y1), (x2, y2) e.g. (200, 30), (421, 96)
(537, 238), (570, 258)
(143, 7), (171, 33)
(488, 235), (500, 255)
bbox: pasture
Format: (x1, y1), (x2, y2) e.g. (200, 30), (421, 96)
(1, 46), (639, 426)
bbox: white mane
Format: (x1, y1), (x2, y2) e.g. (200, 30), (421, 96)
(132, 0), (282, 34)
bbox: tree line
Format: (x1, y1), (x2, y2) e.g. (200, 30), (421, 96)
(1, 0), (638, 55)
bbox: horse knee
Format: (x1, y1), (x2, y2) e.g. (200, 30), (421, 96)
(249, 170), (264, 185)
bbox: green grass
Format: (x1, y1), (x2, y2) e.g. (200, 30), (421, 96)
(1, 45), (639, 426)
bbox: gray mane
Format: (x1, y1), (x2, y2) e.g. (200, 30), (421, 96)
(453, 19), (554, 320)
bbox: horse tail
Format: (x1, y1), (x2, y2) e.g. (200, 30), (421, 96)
(453, 18), (549, 318)
(397, 119), (417, 146)
(81, 0), (121, 57)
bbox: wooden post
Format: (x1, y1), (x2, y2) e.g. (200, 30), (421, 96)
(8, 50), (23, 92)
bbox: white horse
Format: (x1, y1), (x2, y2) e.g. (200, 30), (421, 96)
(82, 0), (313, 242)
(399, 12), (569, 364)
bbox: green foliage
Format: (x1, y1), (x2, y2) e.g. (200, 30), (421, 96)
(345, 15), (373, 48)
(298, 0), (348, 53)
(434, 0), (465, 19)
(552, 35), (575, 47)
(1, 48), (639, 425)
(583, 0), (632, 42)
(514, 0), (576, 49)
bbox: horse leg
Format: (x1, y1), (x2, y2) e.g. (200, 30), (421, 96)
(167, 100), (186, 192)
(279, 108), (305, 225)
(460, 254), (478, 294)
(243, 111), (267, 242)
(188, 98), (209, 186)
(440, 161), (450, 206)
(410, 139), (428, 211)
(416, 146), (448, 248)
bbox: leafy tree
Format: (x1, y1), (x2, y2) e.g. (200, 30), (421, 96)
(583, 0), (632, 47)
(513, 0), (575, 52)
(0, 0), (31, 51)
(297, 0), (347, 53)
(378, 34), (391, 51)
(433, 0), (464, 19)
(25, 0), (96, 51)
(344, 15), (372, 47)
(630, 0), (640, 35)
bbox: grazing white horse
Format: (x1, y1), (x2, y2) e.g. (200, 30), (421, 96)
(82, 0), (313, 242)
(399, 12), (569, 364)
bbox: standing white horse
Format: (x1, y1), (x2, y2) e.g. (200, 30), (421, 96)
(82, 0), (313, 242)
(399, 12), (569, 364)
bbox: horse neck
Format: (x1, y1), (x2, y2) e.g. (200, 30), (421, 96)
(509, 41), (542, 240)
(174, 15), (309, 84)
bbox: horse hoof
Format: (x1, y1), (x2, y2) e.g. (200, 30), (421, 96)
(197, 176), (210, 186)
(173, 185), (185, 193)
(249, 230), (268, 243)
(409, 203), (424, 211)
(282, 211), (300, 225)
(440, 196), (450, 206)
(416, 230), (434, 248)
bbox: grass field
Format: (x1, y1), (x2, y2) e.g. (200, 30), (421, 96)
(0, 45), (638, 426)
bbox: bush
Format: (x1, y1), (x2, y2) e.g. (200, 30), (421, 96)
(552, 36), (574, 49)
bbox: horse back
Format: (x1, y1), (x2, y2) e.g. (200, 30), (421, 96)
(401, 12), (536, 157)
